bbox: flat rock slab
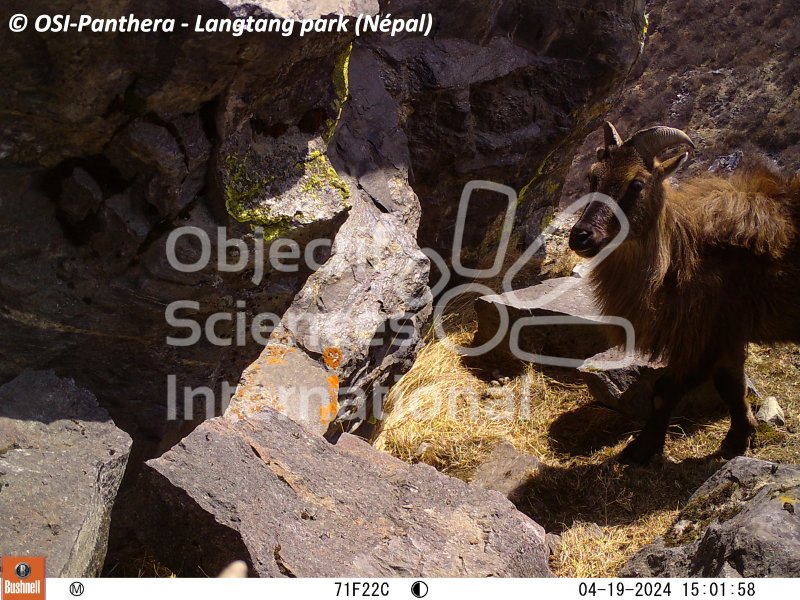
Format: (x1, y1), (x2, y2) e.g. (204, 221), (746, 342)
(140, 411), (551, 577)
(472, 441), (540, 502)
(0, 371), (132, 577)
(622, 457), (800, 577)
(474, 277), (612, 363)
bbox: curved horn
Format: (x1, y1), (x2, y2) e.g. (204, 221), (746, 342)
(604, 121), (623, 148)
(624, 126), (695, 164)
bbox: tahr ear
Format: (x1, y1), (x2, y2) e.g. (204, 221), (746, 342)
(654, 152), (689, 179)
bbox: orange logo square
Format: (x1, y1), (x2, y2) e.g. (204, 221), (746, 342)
(1, 557), (45, 600)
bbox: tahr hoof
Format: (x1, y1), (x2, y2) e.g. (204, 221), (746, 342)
(716, 429), (756, 460)
(618, 437), (664, 466)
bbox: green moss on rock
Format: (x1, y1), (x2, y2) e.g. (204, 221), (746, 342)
(664, 480), (745, 547)
(324, 44), (352, 145)
(300, 150), (351, 203)
(223, 149), (350, 241)
(223, 153), (287, 239)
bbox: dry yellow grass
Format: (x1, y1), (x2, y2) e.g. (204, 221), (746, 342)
(374, 325), (800, 577)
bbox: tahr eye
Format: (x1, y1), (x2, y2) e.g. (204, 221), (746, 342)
(630, 179), (645, 193)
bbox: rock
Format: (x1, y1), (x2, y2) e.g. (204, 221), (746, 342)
(580, 349), (718, 420)
(228, 42), (434, 434)
(226, 189), (432, 434)
(545, 533), (563, 557)
(474, 277), (612, 363)
(622, 457), (800, 577)
(359, 0), (647, 273)
(414, 442), (433, 459)
(225, 345), (341, 436)
(58, 167), (104, 225)
(539, 215), (581, 280)
(756, 396), (786, 426)
(139, 412), (551, 577)
(218, 561), (248, 578)
(708, 150), (744, 173)
(472, 441), (540, 501)
(580, 348), (762, 421)
(0, 371), (132, 577)
(572, 262), (592, 278)
(0, 0), (379, 459)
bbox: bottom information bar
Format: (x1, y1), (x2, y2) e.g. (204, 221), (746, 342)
(9, 577), (796, 600)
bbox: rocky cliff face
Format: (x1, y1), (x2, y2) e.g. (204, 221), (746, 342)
(1, 0), (379, 460)
(357, 0), (647, 273)
(0, 0), (645, 460)
(560, 0), (800, 207)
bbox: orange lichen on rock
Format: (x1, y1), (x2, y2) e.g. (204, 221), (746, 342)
(263, 345), (291, 365)
(323, 347), (343, 369)
(320, 374), (340, 425)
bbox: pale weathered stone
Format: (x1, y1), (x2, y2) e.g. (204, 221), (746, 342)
(756, 396), (786, 426)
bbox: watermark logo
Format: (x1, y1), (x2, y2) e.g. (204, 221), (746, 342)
(430, 184), (634, 367)
(1, 556), (45, 600)
(162, 181), (634, 424)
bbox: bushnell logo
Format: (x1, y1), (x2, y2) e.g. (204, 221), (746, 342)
(1, 556), (45, 600)
(13, 564), (30, 580)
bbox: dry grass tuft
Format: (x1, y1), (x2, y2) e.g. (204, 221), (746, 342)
(374, 325), (800, 577)
(375, 324), (585, 477)
(105, 551), (177, 578)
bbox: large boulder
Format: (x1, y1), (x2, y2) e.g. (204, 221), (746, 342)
(139, 409), (551, 577)
(622, 457), (800, 577)
(0, 371), (132, 577)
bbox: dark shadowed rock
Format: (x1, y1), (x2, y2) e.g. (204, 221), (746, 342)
(579, 348), (761, 421)
(579, 349), (720, 421)
(361, 0), (647, 269)
(140, 411), (551, 577)
(0, 371), (132, 577)
(474, 277), (612, 362)
(622, 457), (800, 577)
(471, 441), (540, 502)
(0, 0), (378, 460)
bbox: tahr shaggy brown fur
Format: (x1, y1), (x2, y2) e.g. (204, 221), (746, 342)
(569, 122), (800, 464)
